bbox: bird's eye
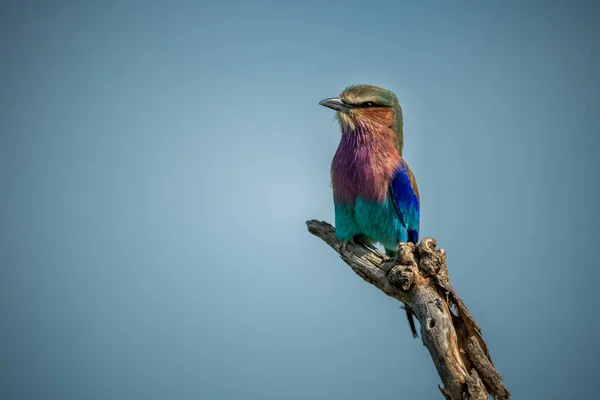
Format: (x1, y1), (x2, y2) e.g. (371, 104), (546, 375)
(361, 102), (375, 107)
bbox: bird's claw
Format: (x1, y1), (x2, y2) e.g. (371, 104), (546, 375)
(340, 239), (354, 259)
(340, 241), (348, 258)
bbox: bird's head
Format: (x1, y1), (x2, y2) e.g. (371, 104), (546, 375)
(319, 84), (404, 152)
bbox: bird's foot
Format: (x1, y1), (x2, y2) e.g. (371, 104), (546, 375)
(340, 238), (355, 259)
(380, 252), (399, 275)
(385, 248), (399, 263)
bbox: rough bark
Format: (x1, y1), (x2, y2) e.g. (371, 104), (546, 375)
(306, 219), (510, 400)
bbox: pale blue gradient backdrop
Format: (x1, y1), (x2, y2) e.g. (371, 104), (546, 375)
(1, 1), (599, 399)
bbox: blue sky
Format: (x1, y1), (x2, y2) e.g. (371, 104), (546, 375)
(1, 1), (599, 399)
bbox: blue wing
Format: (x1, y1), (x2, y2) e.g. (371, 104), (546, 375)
(389, 159), (420, 244)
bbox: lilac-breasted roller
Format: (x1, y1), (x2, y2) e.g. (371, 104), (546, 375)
(319, 84), (421, 337)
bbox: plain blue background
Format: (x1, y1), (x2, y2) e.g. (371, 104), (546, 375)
(1, 1), (599, 399)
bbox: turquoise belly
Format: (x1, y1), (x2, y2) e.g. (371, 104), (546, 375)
(334, 197), (408, 252)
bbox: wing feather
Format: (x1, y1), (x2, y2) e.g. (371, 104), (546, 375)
(389, 159), (420, 243)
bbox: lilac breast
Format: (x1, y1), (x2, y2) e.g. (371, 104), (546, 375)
(331, 126), (400, 204)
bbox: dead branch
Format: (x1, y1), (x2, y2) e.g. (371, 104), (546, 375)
(306, 219), (510, 400)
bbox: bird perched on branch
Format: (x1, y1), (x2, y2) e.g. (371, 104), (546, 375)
(319, 84), (420, 337)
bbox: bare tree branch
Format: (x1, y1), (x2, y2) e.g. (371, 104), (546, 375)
(306, 219), (510, 400)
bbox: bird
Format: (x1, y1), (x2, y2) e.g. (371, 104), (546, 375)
(319, 84), (420, 337)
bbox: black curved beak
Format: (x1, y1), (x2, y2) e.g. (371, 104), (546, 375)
(319, 97), (351, 113)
